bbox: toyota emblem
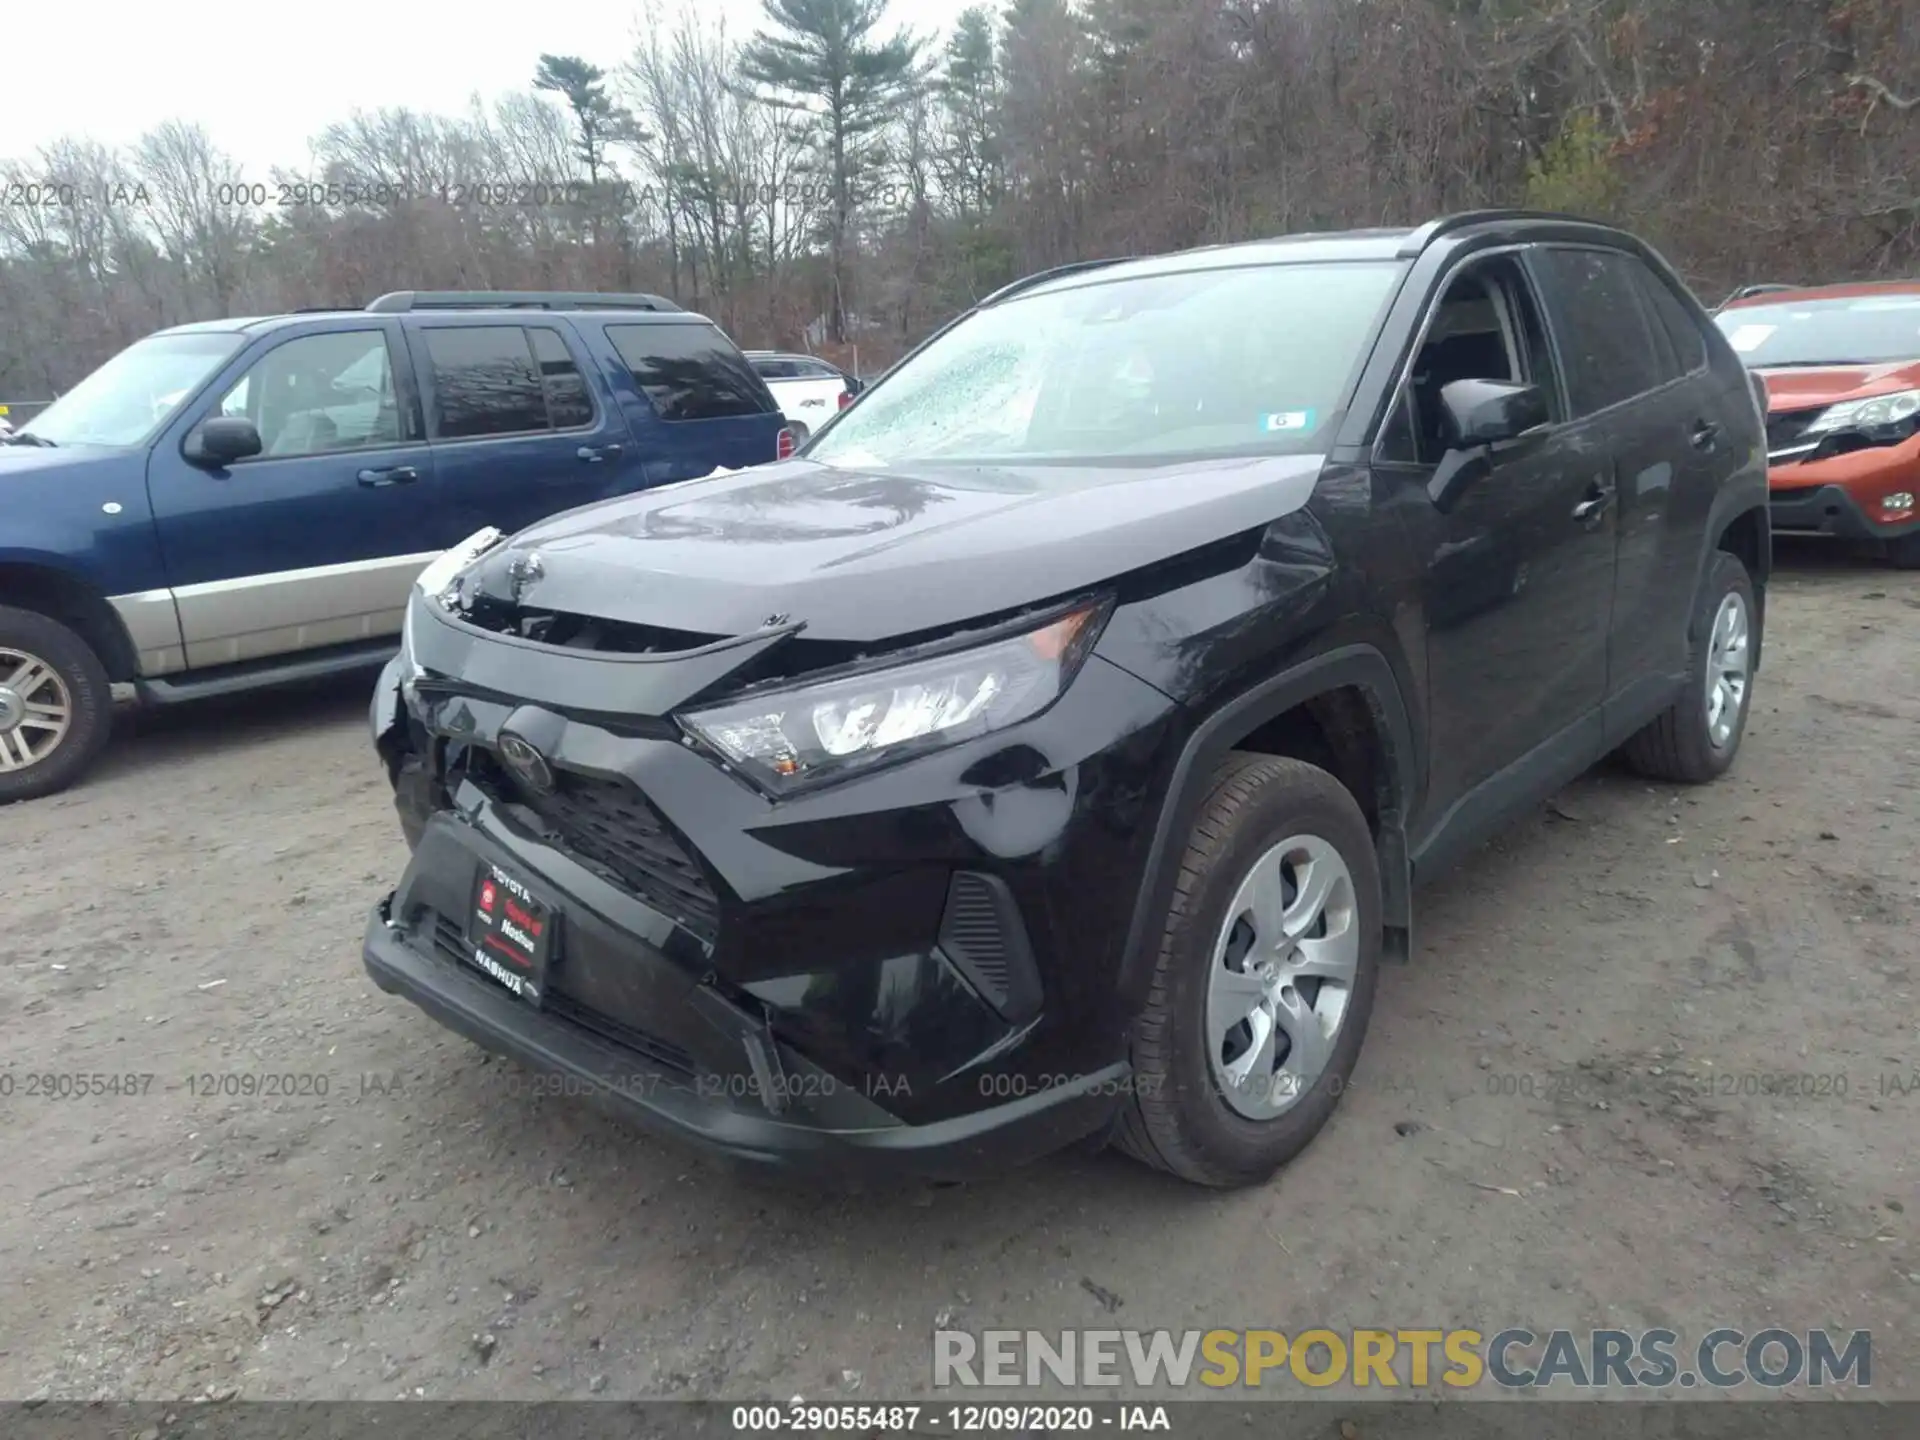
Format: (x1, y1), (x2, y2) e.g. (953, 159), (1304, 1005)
(497, 732), (555, 794)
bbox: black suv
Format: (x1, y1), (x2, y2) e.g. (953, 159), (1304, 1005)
(363, 212), (1768, 1189)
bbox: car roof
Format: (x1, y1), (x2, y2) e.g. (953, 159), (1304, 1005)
(1010, 231), (1412, 303)
(149, 309), (721, 340)
(998, 211), (1641, 305)
(1720, 278), (1920, 309)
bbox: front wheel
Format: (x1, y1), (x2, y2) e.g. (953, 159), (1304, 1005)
(1116, 754), (1382, 1188)
(0, 606), (114, 804)
(1887, 530), (1920, 570)
(1620, 551), (1755, 784)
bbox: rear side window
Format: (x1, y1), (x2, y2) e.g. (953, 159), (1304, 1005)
(1633, 267), (1709, 376)
(529, 328), (593, 428)
(1531, 248), (1666, 416)
(753, 358), (800, 380)
(607, 323), (775, 421)
(423, 327), (549, 438)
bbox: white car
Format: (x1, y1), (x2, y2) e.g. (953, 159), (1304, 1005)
(745, 351), (861, 440)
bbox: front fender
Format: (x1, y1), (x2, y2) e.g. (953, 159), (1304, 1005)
(370, 651), (408, 771)
(1114, 643), (1419, 1008)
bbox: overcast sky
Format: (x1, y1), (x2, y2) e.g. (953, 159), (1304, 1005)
(3, 0), (978, 175)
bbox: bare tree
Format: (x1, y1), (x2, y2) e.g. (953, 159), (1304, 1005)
(133, 121), (253, 315)
(6, 0), (1920, 396)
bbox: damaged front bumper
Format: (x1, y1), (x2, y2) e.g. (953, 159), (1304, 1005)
(361, 593), (1182, 1179)
(363, 869), (1125, 1181)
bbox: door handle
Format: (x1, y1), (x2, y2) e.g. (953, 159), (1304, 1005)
(1572, 483), (1615, 525)
(576, 443), (624, 463)
(357, 465), (419, 487)
(1689, 420), (1721, 452)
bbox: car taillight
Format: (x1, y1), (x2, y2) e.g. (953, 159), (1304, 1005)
(777, 426), (796, 460)
(838, 390), (852, 410)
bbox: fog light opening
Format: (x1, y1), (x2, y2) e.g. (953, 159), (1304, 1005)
(1881, 491), (1915, 514)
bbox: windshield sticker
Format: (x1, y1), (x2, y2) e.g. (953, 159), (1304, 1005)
(1262, 409), (1318, 434)
(1724, 324), (1776, 353)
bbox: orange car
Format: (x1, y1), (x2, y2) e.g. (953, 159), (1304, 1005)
(1715, 280), (1920, 567)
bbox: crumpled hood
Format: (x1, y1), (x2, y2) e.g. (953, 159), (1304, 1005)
(464, 454), (1326, 642)
(1757, 360), (1920, 412)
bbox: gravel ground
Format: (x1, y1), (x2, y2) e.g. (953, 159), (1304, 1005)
(2, 541), (1916, 1403)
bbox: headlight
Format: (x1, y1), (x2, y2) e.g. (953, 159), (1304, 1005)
(682, 602), (1108, 795)
(401, 527), (505, 680)
(1804, 389), (1920, 435)
(415, 526), (505, 606)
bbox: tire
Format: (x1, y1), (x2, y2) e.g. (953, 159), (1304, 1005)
(0, 606), (114, 804)
(1116, 754), (1382, 1188)
(1887, 531), (1920, 570)
(1620, 551), (1755, 784)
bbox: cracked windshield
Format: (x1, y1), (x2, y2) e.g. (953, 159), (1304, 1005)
(812, 261), (1404, 466)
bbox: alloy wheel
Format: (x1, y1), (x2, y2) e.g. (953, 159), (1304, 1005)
(1205, 833), (1359, 1120)
(1704, 591), (1750, 749)
(0, 647), (73, 772)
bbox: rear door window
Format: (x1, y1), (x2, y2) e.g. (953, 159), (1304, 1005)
(1633, 267), (1709, 376)
(1530, 248), (1668, 416)
(607, 323), (776, 421)
(422, 326), (550, 439)
(528, 327), (594, 429)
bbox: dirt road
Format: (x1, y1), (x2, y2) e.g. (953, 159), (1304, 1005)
(3, 543), (1915, 1403)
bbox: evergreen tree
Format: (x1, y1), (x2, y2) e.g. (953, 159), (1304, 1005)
(738, 0), (920, 343)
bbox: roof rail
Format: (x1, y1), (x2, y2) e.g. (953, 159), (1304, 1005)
(1395, 209), (1612, 258)
(977, 256), (1138, 308)
(364, 290), (682, 314)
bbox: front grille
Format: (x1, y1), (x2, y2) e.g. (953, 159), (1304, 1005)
(1765, 407), (1823, 458)
(426, 910), (696, 1075)
(431, 910), (467, 964)
(511, 771), (723, 943)
(454, 593), (722, 655)
(542, 993), (696, 1076)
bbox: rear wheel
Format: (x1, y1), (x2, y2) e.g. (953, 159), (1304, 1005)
(1620, 551), (1755, 784)
(1116, 754), (1381, 1188)
(0, 606), (113, 804)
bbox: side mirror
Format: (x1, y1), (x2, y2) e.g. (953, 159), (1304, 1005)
(1426, 380), (1550, 512)
(184, 416), (263, 467)
(1439, 378), (1549, 449)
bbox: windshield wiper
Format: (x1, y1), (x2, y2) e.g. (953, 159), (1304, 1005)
(1754, 359), (1866, 369)
(1, 431), (56, 447)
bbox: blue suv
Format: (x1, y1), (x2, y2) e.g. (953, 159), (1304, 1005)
(0, 291), (788, 801)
